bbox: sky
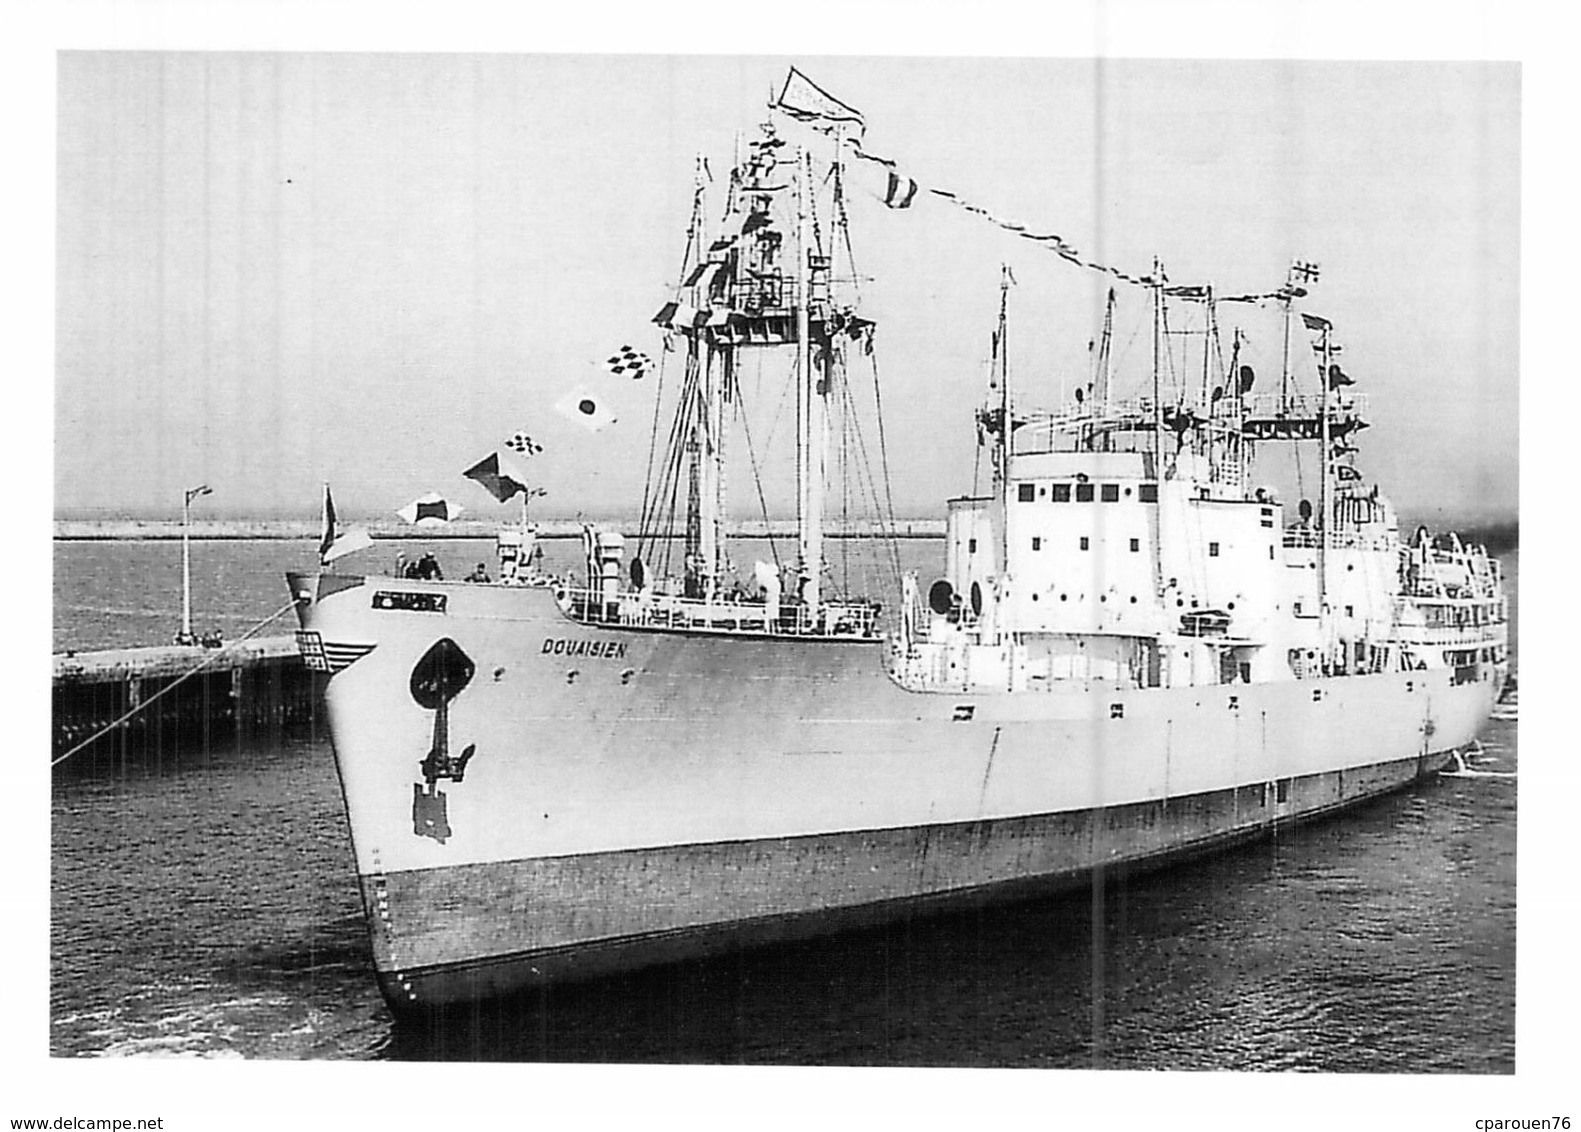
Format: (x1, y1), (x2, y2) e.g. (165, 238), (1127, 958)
(55, 52), (1519, 525)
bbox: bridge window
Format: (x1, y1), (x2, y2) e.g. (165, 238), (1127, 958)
(1076, 483), (1095, 502)
(1139, 483), (1158, 503)
(1018, 483), (1035, 502)
(1053, 483), (1071, 502)
(1101, 484), (1120, 502)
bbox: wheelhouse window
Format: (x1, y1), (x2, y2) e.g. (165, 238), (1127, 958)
(1052, 483), (1072, 502)
(1139, 483), (1158, 503)
(1076, 483), (1095, 502)
(1101, 484), (1120, 502)
(1018, 483), (1035, 502)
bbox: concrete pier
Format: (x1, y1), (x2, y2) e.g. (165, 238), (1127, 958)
(53, 636), (317, 763)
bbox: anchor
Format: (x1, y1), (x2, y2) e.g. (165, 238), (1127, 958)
(409, 638), (479, 842)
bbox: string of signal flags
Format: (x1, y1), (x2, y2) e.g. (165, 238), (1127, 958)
(461, 342), (647, 507)
(772, 66), (1300, 306)
(417, 66), (1334, 524)
(328, 349), (643, 542)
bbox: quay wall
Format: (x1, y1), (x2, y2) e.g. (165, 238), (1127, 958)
(53, 636), (317, 763)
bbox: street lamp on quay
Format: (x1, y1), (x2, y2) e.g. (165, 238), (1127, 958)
(177, 484), (212, 647)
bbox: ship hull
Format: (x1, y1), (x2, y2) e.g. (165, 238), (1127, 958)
(291, 574), (1501, 1014)
(369, 751), (1444, 1009)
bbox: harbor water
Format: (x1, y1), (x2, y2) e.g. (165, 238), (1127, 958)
(50, 538), (1518, 1068)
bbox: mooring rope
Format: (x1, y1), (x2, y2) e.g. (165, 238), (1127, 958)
(51, 598), (301, 767)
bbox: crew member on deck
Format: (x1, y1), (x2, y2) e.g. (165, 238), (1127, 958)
(466, 562), (491, 583)
(417, 552), (442, 580)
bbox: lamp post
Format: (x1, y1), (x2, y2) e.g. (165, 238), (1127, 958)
(178, 484), (212, 646)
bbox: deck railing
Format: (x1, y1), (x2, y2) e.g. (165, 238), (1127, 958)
(1281, 528), (1397, 552)
(564, 587), (884, 639)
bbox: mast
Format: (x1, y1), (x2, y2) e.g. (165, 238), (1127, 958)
(1150, 264), (1167, 606)
(996, 264), (1012, 574)
(680, 153), (718, 601)
(1151, 259), (1164, 481)
(796, 144), (824, 614)
(1318, 318), (1332, 621)
(1200, 287), (1213, 421)
(698, 344), (722, 600)
(684, 342), (705, 597)
(1093, 287), (1115, 451)
(1224, 327), (1243, 489)
(715, 347), (731, 591)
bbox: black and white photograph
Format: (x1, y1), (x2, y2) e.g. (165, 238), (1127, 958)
(22, 4), (1560, 1128)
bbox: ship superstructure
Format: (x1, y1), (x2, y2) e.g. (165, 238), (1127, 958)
(893, 268), (1507, 701)
(289, 81), (1507, 1013)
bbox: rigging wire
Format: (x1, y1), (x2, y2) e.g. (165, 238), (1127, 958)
(864, 348), (905, 590)
(836, 356), (852, 594)
(636, 336), (672, 561)
(836, 349), (903, 594)
(641, 348), (701, 577)
(733, 359), (783, 572)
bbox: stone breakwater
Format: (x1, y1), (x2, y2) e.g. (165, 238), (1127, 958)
(53, 518), (948, 540)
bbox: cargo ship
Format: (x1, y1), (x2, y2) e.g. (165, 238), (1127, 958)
(289, 71), (1508, 1012)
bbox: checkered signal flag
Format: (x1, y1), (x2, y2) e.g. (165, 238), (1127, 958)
(607, 345), (652, 379)
(505, 431), (543, 456)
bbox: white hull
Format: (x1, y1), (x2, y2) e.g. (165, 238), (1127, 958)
(294, 573), (1501, 1010)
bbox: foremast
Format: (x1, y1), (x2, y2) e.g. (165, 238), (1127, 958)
(794, 144), (827, 612)
(638, 116), (881, 635)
